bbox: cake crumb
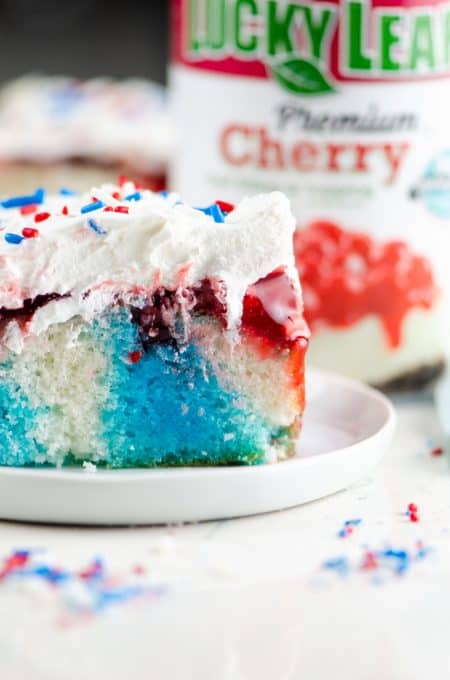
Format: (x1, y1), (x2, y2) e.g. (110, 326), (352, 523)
(82, 461), (97, 473)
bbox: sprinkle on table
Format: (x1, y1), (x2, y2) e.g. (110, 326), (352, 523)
(323, 541), (432, 583)
(337, 518), (362, 538)
(0, 549), (166, 620)
(406, 503), (420, 522)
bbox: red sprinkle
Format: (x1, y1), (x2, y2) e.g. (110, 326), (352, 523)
(408, 503), (418, 513)
(128, 351), (142, 364)
(409, 512), (419, 523)
(112, 191), (121, 200)
(0, 552), (29, 579)
(62, 205), (69, 216)
(361, 551), (378, 571)
(103, 206), (114, 212)
(22, 227), (40, 239)
(20, 203), (37, 215)
(431, 447), (444, 456)
(34, 212), (51, 223)
(216, 200), (235, 213)
(114, 206), (129, 214)
(118, 175), (129, 186)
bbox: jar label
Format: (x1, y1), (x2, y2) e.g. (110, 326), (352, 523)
(171, 0), (450, 366)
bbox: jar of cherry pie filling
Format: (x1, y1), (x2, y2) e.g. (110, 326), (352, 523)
(170, 0), (450, 389)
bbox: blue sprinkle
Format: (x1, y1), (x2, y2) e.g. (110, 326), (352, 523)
(323, 557), (349, 573)
(59, 187), (77, 196)
(125, 192), (142, 202)
(208, 204), (225, 223)
(33, 565), (70, 584)
(87, 219), (107, 236)
(344, 518), (362, 527)
(381, 548), (410, 575)
(81, 200), (104, 214)
(417, 546), (430, 559)
(1, 188), (45, 209)
(93, 585), (145, 612)
(196, 204), (226, 223)
(4, 233), (24, 244)
(338, 529), (349, 538)
(159, 190), (170, 198)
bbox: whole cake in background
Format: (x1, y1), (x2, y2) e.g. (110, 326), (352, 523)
(0, 76), (171, 195)
(0, 180), (309, 467)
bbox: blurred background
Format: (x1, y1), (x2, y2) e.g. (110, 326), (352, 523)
(0, 0), (168, 83)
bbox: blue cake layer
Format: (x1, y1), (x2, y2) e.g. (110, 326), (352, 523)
(0, 308), (287, 467)
(0, 366), (48, 466)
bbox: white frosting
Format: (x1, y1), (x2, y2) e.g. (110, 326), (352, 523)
(0, 183), (300, 354)
(0, 76), (172, 172)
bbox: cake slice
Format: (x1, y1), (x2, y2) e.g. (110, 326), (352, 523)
(0, 182), (309, 467)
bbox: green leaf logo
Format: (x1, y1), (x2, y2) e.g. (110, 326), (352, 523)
(272, 58), (334, 95)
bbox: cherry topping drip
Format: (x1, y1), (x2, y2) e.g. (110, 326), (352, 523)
(0, 293), (70, 323)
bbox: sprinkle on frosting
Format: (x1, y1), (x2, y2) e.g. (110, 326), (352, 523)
(34, 211), (51, 223)
(87, 218), (107, 236)
(4, 232), (23, 244)
(22, 227), (39, 239)
(1, 187), (45, 209)
(0, 179), (301, 354)
(81, 200), (104, 214)
(124, 192), (142, 202)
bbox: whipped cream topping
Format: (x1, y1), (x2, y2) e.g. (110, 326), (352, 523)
(0, 182), (301, 354)
(0, 76), (172, 172)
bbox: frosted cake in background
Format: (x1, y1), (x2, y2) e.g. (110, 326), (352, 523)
(0, 182), (309, 467)
(0, 76), (171, 195)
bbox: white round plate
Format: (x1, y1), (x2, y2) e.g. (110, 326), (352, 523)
(0, 370), (395, 526)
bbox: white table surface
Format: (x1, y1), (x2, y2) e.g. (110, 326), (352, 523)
(0, 398), (449, 680)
